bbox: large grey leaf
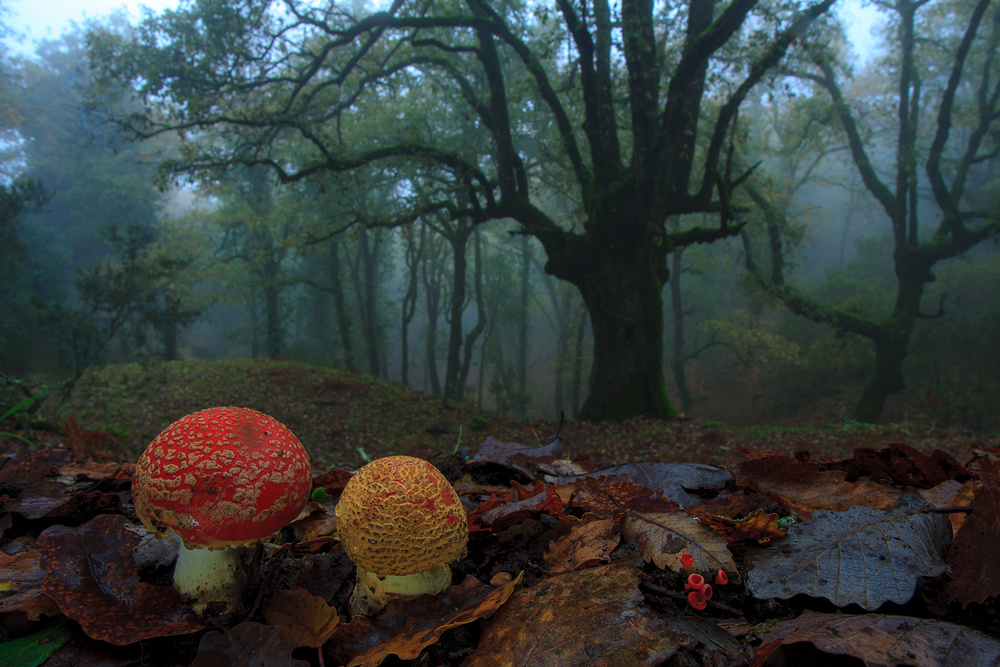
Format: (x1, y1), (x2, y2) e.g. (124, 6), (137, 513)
(746, 494), (951, 610)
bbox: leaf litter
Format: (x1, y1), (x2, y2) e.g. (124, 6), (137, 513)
(1, 424), (999, 665)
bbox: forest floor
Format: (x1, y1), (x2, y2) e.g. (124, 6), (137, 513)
(1, 359), (998, 665)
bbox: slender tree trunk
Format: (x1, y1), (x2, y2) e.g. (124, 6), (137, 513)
(443, 225), (470, 401)
(422, 234), (445, 397)
(400, 224), (425, 385)
(571, 308), (587, 418)
(160, 320), (179, 361)
(329, 239), (355, 369)
(516, 234), (530, 415)
(264, 279), (281, 359)
(458, 228), (487, 394)
(349, 227), (382, 377)
(669, 249), (694, 413)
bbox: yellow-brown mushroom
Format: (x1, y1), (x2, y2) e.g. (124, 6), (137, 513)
(335, 455), (468, 616)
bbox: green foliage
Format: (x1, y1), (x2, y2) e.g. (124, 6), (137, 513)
(701, 310), (803, 367)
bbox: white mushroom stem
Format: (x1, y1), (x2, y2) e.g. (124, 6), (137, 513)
(350, 564), (451, 617)
(172, 541), (242, 614)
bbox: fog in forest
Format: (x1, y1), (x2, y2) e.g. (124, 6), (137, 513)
(1, 0), (997, 430)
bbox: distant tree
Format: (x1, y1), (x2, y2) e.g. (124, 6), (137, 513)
(742, 0), (1000, 422)
(88, 0), (837, 420)
(209, 166), (307, 359)
(76, 222), (204, 362)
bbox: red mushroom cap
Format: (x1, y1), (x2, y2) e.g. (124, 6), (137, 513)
(132, 407), (312, 547)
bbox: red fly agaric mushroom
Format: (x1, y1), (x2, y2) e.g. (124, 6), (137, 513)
(335, 455), (468, 616)
(132, 406), (312, 613)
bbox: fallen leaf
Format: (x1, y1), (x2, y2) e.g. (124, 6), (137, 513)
(262, 588), (339, 648)
(0, 549), (60, 620)
(190, 622), (309, 667)
(0, 449), (76, 519)
(918, 479), (975, 534)
(751, 610), (1000, 667)
(824, 443), (969, 488)
(738, 455), (901, 519)
(553, 474), (677, 522)
(465, 561), (683, 666)
(553, 462), (731, 508)
(37, 513), (201, 644)
(696, 508), (788, 544)
(469, 480), (565, 531)
(621, 511), (739, 579)
(0, 619), (75, 666)
(544, 515), (619, 573)
(745, 494), (951, 610)
(944, 457), (1000, 606)
(467, 435), (564, 479)
(326, 572), (522, 667)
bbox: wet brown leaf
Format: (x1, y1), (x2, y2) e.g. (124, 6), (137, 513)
(824, 443), (969, 488)
(544, 515), (619, 573)
(469, 480), (565, 531)
(326, 572), (522, 667)
(0, 449), (75, 519)
(0, 549), (60, 620)
(945, 457), (1000, 606)
(37, 513), (201, 645)
(466, 561), (683, 666)
(190, 621), (308, 667)
(553, 474), (677, 522)
(262, 588), (339, 648)
(738, 455), (901, 519)
(751, 610), (1000, 667)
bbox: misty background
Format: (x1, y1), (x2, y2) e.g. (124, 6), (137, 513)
(1, 0), (997, 429)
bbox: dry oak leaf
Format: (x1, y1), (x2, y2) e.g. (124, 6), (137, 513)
(544, 515), (620, 573)
(0, 550), (60, 620)
(751, 610), (1000, 667)
(37, 513), (201, 645)
(262, 588), (339, 648)
(738, 455), (901, 519)
(325, 572), (522, 667)
(466, 561), (684, 666)
(469, 480), (565, 531)
(190, 622), (309, 667)
(918, 479), (975, 535)
(694, 508), (788, 544)
(622, 511), (739, 580)
(745, 494), (951, 610)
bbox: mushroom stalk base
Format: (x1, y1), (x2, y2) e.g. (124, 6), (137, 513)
(350, 565), (451, 617)
(173, 541), (241, 614)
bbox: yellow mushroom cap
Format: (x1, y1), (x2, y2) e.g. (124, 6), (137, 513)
(335, 455), (468, 577)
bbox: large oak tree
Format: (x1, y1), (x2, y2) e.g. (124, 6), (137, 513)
(89, 0), (835, 420)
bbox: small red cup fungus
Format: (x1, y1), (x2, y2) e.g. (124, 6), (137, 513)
(687, 590), (707, 610)
(715, 570), (729, 585)
(702, 584), (713, 601)
(685, 573), (705, 591)
(679, 553), (694, 571)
